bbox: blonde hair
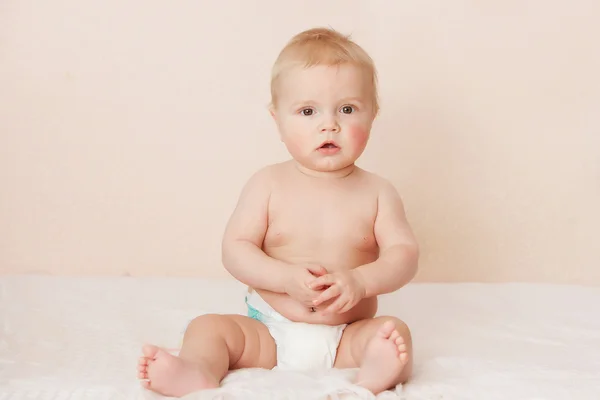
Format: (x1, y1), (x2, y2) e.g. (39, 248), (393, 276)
(270, 27), (379, 114)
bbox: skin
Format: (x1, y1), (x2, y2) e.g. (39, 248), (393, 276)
(137, 63), (420, 397)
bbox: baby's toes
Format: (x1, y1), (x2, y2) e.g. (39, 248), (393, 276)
(138, 371), (148, 379)
(396, 336), (407, 350)
(389, 330), (400, 343)
(394, 335), (405, 347)
(399, 352), (409, 365)
(397, 342), (407, 353)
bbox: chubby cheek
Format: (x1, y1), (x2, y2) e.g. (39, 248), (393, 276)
(346, 125), (370, 151)
(285, 138), (306, 156)
(282, 129), (313, 156)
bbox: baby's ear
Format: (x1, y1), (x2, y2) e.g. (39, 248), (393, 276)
(268, 105), (277, 120)
(268, 106), (285, 141)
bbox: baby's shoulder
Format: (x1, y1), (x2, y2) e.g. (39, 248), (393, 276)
(356, 168), (400, 194)
(242, 162), (287, 188)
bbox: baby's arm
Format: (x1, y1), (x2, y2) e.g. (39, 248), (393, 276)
(353, 180), (420, 297)
(221, 167), (290, 293)
(309, 179), (419, 313)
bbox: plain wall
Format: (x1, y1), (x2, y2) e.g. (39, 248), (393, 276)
(1, 0), (599, 284)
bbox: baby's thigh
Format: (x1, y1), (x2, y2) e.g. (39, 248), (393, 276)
(227, 314), (277, 370)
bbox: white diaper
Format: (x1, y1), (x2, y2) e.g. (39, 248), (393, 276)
(245, 290), (347, 371)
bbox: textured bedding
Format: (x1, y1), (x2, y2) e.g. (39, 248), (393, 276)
(1, 275), (599, 399)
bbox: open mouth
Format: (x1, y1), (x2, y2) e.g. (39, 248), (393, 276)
(318, 141), (339, 149)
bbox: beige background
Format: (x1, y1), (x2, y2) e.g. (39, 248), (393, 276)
(1, 1), (599, 284)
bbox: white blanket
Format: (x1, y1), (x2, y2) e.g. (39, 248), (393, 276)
(1, 275), (599, 399)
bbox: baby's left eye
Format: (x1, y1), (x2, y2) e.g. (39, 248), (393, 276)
(341, 106), (354, 114)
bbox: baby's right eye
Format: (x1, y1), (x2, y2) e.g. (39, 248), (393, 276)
(301, 108), (314, 116)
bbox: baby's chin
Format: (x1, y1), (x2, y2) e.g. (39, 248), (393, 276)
(295, 160), (357, 177)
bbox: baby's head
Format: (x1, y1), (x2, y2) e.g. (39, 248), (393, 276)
(269, 28), (379, 176)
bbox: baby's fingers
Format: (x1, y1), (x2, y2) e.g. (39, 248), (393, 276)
(323, 295), (347, 315)
(309, 274), (335, 290)
(312, 284), (340, 306)
(338, 298), (357, 314)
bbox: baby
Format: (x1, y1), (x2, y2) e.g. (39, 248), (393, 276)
(137, 27), (419, 397)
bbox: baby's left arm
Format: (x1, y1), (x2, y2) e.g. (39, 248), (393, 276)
(309, 180), (419, 312)
(353, 180), (420, 298)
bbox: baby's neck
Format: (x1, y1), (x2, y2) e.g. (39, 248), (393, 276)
(293, 162), (356, 179)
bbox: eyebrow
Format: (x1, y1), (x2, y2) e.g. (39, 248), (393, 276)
(339, 97), (365, 104)
(290, 97), (365, 109)
(291, 100), (316, 109)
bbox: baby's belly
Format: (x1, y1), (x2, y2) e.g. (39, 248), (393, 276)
(255, 288), (378, 325)
(258, 241), (379, 324)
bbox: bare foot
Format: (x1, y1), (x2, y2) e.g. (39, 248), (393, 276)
(137, 344), (219, 397)
(355, 320), (409, 394)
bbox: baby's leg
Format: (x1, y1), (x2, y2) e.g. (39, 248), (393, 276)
(334, 316), (412, 394)
(137, 314), (276, 398)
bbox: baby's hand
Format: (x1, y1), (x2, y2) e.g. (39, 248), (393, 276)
(283, 264), (328, 307)
(308, 270), (366, 314)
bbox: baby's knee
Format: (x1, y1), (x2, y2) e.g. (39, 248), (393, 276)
(186, 314), (231, 333)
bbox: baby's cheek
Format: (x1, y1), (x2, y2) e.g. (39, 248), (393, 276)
(285, 139), (304, 156)
(283, 132), (310, 155)
(348, 125), (370, 148)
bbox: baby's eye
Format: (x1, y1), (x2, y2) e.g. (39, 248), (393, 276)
(341, 105), (354, 114)
(301, 108), (314, 116)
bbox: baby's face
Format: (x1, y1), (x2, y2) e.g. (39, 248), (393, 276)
(271, 64), (376, 174)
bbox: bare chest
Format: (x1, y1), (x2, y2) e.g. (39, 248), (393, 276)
(264, 183), (379, 256)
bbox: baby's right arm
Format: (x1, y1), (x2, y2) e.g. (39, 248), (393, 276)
(221, 167), (325, 300)
(222, 168), (327, 306)
(221, 167), (287, 292)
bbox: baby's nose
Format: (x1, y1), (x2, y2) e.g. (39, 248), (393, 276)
(320, 119), (340, 132)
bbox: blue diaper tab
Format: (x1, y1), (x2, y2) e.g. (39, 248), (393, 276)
(245, 294), (265, 322)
